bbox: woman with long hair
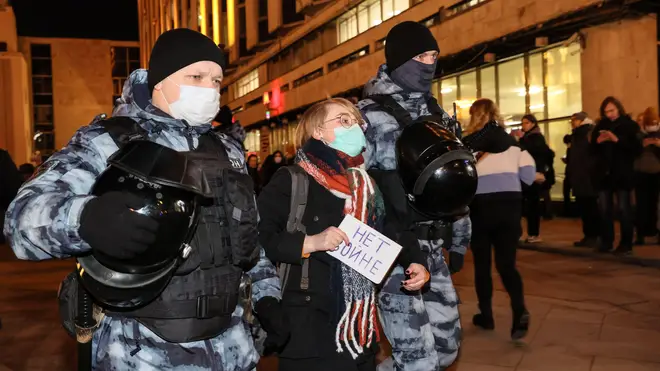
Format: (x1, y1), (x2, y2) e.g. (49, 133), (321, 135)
(590, 96), (642, 254)
(257, 98), (429, 371)
(462, 99), (536, 340)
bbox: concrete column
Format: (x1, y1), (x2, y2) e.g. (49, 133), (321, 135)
(580, 17), (659, 118)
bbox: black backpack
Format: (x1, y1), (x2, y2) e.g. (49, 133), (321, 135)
(277, 166), (311, 292)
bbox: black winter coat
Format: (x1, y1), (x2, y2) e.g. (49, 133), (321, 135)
(257, 168), (376, 367)
(257, 166), (425, 366)
(520, 130), (555, 189)
(590, 115), (643, 191)
(567, 124), (597, 197)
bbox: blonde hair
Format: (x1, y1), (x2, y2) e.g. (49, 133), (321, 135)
(464, 98), (504, 135)
(295, 97), (363, 148)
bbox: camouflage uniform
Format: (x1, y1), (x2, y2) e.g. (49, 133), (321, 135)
(3, 69), (281, 371)
(358, 64), (470, 371)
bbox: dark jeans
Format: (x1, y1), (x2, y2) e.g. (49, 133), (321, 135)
(524, 185), (542, 236)
(597, 189), (634, 249)
(635, 172), (660, 238)
(471, 199), (526, 318)
(575, 196), (600, 239)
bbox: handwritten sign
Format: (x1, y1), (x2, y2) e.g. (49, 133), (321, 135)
(326, 215), (403, 284)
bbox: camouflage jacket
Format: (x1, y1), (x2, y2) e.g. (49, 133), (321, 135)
(357, 64), (470, 255)
(3, 69), (280, 370)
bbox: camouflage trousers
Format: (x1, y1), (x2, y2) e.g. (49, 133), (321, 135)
(378, 245), (461, 371)
(91, 308), (260, 371)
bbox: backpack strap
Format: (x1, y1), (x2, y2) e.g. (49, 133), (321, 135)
(367, 94), (413, 129)
(97, 115), (149, 147)
(277, 165), (311, 292)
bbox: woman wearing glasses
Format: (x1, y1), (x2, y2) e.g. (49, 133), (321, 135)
(257, 98), (429, 371)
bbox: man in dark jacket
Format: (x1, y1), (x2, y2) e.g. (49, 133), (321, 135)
(568, 112), (599, 248)
(590, 97), (643, 255)
(0, 149), (23, 244)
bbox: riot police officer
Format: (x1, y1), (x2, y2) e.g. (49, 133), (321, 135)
(357, 22), (476, 371)
(4, 28), (286, 370)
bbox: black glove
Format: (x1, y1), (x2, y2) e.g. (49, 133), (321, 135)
(254, 297), (290, 355)
(448, 251), (464, 274)
(79, 191), (158, 260)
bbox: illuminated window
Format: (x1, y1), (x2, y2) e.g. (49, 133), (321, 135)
(245, 130), (261, 153)
(337, 0), (409, 45)
(456, 70), (477, 124)
(236, 69), (260, 98)
(545, 43), (582, 119)
(439, 77), (457, 110)
(528, 53), (545, 119)
(498, 58), (526, 125)
(480, 66), (496, 101)
(338, 9), (358, 43)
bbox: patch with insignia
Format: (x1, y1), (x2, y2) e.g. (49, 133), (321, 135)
(28, 160), (59, 182)
(229, 158), (242, 169)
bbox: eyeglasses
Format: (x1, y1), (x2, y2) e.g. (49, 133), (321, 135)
(323, 114), (361, 129)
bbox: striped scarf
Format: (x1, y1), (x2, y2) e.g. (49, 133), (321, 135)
(296, 139), (381, 358)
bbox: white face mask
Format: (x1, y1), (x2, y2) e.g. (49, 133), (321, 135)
(646, 125), (659, 133)
(161, 80), (220, 126)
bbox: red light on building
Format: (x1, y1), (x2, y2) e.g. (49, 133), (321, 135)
(263, 92), (270, 105)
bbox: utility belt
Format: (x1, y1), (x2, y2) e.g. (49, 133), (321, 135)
(412, 220), (452, 249)
(58, 267), (253, 344)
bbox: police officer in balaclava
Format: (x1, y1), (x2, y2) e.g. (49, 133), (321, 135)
(4, 28), (287, 370)
(357, 21), (472, 371)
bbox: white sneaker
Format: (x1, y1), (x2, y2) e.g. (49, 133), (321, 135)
(525, 236), (543, 243)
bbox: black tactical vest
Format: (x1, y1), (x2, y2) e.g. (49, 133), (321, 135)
(99, 116), (260, 343)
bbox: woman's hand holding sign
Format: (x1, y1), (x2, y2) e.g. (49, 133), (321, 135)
(303, 227), (350, 255)
(402, 263), (430, 291)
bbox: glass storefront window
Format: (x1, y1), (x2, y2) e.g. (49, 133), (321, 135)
(545, 118), (572, 200)
(498, 58), (525, 125)
(245, 130), (261, 153)
(455, 71), (477, 124)
(440, 77), (458, 111)
(528, 53), (545, 120)
(480, 66), (496, 101)
(545, 43), (582, 118)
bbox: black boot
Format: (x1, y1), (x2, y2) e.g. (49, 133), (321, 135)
(511, 310), (530, 340)
(472, 313), (495, 330)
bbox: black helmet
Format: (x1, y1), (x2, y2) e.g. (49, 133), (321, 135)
(396, 120), (478, 219)
(76, 140), (212, 309)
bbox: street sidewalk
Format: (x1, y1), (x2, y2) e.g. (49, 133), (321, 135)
(519, 218), (660, 268)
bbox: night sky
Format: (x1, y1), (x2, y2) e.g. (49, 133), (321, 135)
(11, 0), (139, 41)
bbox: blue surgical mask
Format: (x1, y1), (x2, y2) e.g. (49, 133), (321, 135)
(328, 124), (366, 157)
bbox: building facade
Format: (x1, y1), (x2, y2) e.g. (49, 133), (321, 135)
(143, 0), (659, 200)
(0, 1), (139, 164)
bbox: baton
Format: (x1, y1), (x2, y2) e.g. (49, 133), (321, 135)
(75, 280), (94, 371)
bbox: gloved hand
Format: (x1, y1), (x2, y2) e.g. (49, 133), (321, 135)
(448, 251), (464, 274)
(254, 297), (290, 355)
(79, 191), (158, 260)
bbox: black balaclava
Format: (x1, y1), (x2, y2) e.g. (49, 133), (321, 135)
(385, 21), (440, 93)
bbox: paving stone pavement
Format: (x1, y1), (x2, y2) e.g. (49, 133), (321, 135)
(1, 237), (660, 371)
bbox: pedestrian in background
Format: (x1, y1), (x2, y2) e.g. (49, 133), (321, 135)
(568, 112), (600, 248)
(634, 107), (660, 245)
(590, 96), (642, 255)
